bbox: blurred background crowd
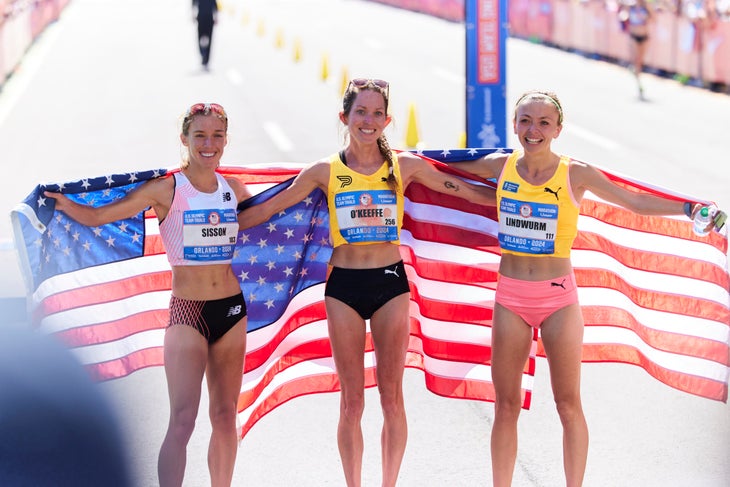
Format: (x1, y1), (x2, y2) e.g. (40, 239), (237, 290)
(3, 0), (730, 92)
(507, 0), (730, 91)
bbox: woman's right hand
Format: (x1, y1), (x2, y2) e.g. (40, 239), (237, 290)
(43, 191), (70, 212)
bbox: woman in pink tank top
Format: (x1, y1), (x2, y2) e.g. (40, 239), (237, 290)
(45, 103), (253, 487)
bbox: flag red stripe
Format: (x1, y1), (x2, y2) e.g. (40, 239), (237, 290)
(411, 293), (493, 327)
(400, 248), (499, 287)
(411, 319), (496, 364)
(580, 198), (728, 253)
(239, 339), (335, 410)
(580, 343), (728, 402)
(579, 306), (729, 365)
(243, 304), (328, 372)
(219, 166), (302, 181)
(574, 268), (730, 324)
(57, 310), (168, 348)
(36, 271), (172, 319)
(239, 372), (341, 438)
(403, 214), (500, 250)
(87, 347), (164, 382)
(575, 231), (729, 288)
(143, 233), (166, 256)
(404, 352), (505, 403)
(406, 182), (500, 220)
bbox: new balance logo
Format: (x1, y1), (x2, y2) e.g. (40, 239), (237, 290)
(222, 192), (232, 202)
(226, 305), (243, 317)
(384, 266), (399, 278)
(337, 175), (353, 188)
(551, 279), (566, 289)
(544, 186), (561, 200)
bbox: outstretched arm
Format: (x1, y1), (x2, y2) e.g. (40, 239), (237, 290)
(238, 161), (329, 229)
(43, 177), (171, 227)
(400, 152), (496, 207)
(442, 151), (507, 181)
(572, 161), (726, 231)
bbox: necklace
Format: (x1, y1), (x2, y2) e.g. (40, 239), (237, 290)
(183, 170), (218, 193)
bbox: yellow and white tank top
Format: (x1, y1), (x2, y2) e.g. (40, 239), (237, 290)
(496, 151), (580, 258)
(327, 152), (404, 248)
(159, 172), (239, 266)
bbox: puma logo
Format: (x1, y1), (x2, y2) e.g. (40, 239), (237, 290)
(544, 186), (561, 200)
(337, 175), (352, 188)
(551, 279), (566, 289)
(384, 266), (399, 278)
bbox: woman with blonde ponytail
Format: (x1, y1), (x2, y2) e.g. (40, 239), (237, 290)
(46, 103), (253, 487)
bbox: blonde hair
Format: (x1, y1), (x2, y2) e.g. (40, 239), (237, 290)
(514, 90), (563, 125)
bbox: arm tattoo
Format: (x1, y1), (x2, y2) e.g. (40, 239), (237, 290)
(444, 180), (459, 192)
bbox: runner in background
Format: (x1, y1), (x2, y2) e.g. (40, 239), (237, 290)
(193, 0), (219, 70)
(619, 0), (654, 98)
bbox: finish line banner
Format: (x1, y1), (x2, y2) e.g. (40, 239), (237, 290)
(465, 0), (508, 148)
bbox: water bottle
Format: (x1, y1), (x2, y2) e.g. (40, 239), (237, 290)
(693, 206), (712, 236)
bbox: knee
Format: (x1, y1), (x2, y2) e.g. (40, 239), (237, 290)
(209, 401), (237, 431)
(378, 388), (405, 421)
(169, 406), (198, 441)
(554, 395), (584, 425)
(494, 395), (523, 423)
(340, 391), (365, 423)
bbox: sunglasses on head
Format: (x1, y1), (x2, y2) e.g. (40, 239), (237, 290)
(348, 78), (389, 96)
(186, 103), (227, 118)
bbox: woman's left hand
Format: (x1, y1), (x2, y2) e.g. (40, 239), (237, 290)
(712, 208), (727, 231)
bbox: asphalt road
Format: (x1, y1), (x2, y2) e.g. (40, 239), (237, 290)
(1, 0), (728, 486)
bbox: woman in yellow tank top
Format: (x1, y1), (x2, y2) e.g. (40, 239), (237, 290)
(448, 90), (726, 487)
(238, 79), (495, 487)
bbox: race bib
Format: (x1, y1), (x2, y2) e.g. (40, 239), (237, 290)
(498, 197), (558, 254)
(182, 208), (238, 261)
(334, 190), (398, 244)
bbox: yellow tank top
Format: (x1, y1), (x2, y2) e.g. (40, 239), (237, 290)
(327, 151), (404, 248)
(496, 151), (580, 258)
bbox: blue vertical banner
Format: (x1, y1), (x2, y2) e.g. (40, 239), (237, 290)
(465, 0), (508, 147)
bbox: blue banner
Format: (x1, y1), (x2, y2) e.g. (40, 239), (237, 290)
(465, 0), (508, 147)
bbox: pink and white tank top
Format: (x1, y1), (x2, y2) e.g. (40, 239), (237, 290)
(159, 172), (239, 266)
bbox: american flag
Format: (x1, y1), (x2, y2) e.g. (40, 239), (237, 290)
(10, 150), (729, 440)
